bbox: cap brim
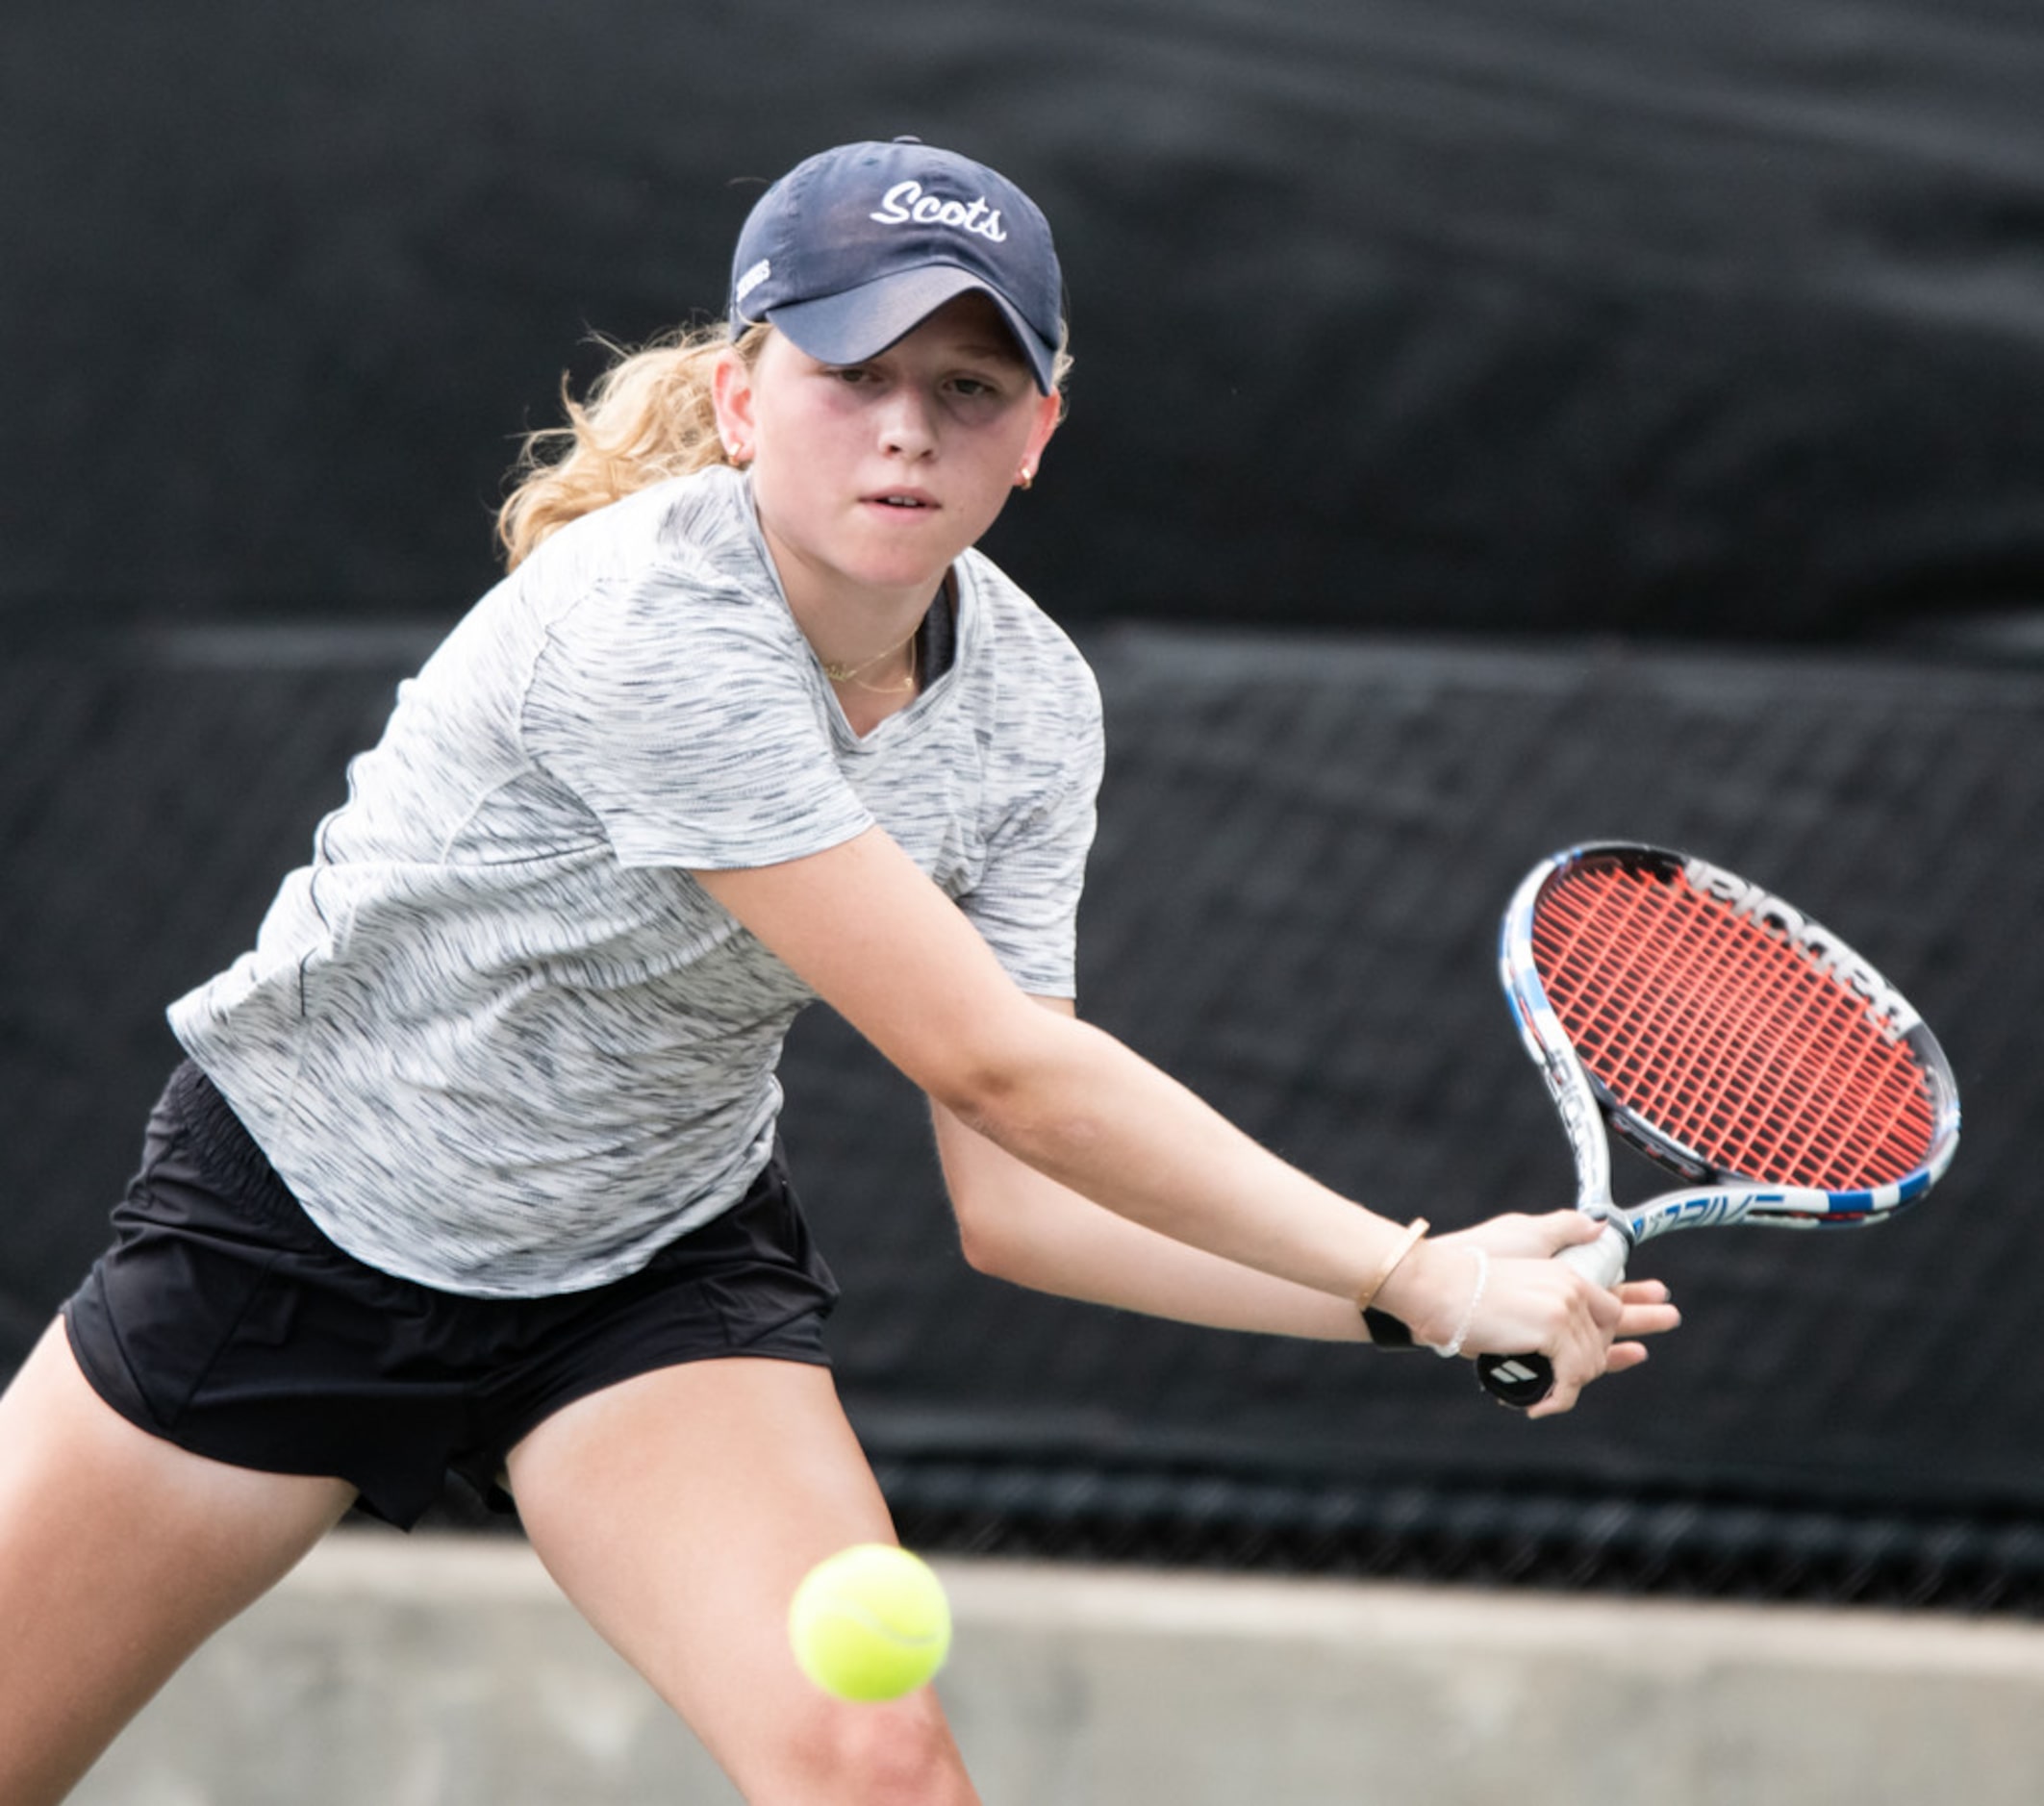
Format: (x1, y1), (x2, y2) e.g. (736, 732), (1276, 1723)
(766, 265), (1058, 393)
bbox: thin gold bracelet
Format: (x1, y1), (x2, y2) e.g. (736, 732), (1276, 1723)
(1353, 1217), (1429, 1315)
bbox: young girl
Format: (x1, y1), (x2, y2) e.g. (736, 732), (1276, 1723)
(0, 138), (1677, 1804)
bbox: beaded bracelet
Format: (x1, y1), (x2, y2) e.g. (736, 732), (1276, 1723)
(1429, 1246), (1490, 1360)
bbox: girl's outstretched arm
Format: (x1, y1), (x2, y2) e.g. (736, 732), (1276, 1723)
(932, 1000), (1677, 1368)
(695, 827), (1670, 1414)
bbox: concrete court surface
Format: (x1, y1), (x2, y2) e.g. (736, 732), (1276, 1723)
(72, 1530), (2044, 1805)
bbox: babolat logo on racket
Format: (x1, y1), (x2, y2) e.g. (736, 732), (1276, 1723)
(1681, 858), (1921, 1039)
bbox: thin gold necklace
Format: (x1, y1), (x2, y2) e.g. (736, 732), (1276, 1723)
(819, 580), (944, 692)
(828, 632), (919, 694)
(820, 629), (915, 684)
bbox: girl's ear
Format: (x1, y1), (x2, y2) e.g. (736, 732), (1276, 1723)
(1022, 388), (1062, 468)
(711, 347), (759, 462)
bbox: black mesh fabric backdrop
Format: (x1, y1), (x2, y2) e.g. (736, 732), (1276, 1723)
(4, 624), (2039, 1609)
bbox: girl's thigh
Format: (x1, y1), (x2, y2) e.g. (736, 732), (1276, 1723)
(0, 1319), (356, 1806)
(505, 1355), (976, 1806)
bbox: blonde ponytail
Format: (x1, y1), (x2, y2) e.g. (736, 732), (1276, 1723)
(495, 322), (769, 570)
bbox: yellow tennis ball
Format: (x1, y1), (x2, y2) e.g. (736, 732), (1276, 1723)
(788, 1543), (952, 1702)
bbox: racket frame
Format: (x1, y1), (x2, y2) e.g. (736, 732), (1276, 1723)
(1497, 840), (1961, 1282)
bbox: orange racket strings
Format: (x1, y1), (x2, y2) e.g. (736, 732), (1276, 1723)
(1531, 864), (1936, 1191)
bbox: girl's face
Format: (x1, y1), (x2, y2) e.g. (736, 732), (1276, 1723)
(715, 292), (1062, 621)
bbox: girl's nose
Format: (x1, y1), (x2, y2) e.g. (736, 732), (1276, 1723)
(877, 388), (938, 458)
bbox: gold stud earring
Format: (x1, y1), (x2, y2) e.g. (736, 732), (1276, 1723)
(1016, 464), (1035, 490)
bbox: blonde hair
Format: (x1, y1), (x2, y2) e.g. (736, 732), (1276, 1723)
(495, 314), (1073, 571)
(495, 321), (769, 570)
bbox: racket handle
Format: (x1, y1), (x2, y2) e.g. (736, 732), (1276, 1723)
(1476, 1223), (1632, 1409)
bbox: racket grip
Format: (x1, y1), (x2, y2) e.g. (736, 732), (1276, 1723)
(1475, 1223), (1632, 1409)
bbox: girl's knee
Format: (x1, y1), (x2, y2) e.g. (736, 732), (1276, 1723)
(779, 1690), (974, 1805)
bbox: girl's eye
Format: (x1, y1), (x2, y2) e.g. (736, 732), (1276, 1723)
(948, 374), (1013, 403)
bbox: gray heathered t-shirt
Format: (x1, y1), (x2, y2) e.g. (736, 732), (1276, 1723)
(168, 465), (1104, 1297)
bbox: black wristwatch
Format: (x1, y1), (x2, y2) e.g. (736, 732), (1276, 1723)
(1362, 1306), (1417, 1349)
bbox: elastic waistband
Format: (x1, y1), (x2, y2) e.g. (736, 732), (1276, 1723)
(165, 1060), (302, 1226)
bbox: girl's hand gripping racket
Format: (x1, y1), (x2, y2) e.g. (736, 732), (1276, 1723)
(1476, 841), (1960, 1409)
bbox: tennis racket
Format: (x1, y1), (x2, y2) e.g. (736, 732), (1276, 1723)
(1475, 840), (1960, 1409)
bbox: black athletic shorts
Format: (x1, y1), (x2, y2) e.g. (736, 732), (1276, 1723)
(63, 1062), (840, 1529)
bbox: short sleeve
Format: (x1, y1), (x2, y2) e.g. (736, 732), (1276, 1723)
(957, 691), (1105, 999)
(522, 571), (873, 870)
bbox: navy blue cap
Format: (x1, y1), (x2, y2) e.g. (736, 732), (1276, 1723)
(729, 139), (1063, 393)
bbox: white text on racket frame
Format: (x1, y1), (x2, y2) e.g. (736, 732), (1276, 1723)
(1682, 858), (1921, 1039)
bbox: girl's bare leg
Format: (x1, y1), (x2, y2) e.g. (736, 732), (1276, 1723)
(0, 1321), (357, 1806)
(507, 1357), (977, 1806)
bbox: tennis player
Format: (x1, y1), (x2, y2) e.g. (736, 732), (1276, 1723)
(0, 138), (1677, 1804)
